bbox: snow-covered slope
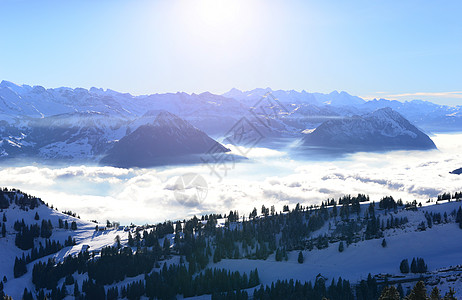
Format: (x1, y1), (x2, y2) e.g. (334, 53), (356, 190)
(213, 200), (462, 297)
(0, 189), (129, 299)
(2, 188), (462, 299)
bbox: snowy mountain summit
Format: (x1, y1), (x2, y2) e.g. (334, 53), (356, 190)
(303, 107), (437, 151)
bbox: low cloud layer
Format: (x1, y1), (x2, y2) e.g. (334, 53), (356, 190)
(1, 133), (461, 225)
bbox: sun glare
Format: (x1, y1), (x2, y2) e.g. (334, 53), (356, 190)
(197, 0), (240, 27)
(174, 0), (254, 40)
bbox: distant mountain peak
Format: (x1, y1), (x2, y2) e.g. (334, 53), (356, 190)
(371, 107), (402, 118)
(153, 110), (191, 129)
(227, 87), (242, 93)
(0, 80), (28, 94)
(0, 80), (17, 87)
(303, 107), (436, 151)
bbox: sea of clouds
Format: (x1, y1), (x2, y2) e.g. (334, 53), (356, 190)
(1, 133), (461, 225)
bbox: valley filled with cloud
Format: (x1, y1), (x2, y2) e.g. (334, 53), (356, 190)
(1, 133), (461, 225)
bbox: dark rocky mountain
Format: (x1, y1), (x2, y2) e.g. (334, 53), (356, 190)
(302, 108), (437, 152)
(100, 111), (230, 168)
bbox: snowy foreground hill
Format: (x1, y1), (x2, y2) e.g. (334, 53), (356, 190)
(1, 188), (462, 299)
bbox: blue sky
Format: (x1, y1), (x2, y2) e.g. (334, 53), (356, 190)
(1, 0), (461, 105)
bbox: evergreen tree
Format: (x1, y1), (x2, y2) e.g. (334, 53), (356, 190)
(298, 251), (304, 264)
(74, 281), (80, 297)
(382, 238), (387, 248)
(430, 286), (442, 300)
(2, 213), (6, 222)
(397, 284), (404, 299)
(275, 248), (282, 261)
(22, 288), (33, 300)
(405, 281), (428, 300)
(1, 222), (5, 238)
(128, 232), (134, 247)
(115, 235), (121, 248)
(163, 237), (170, 256)
(71, 221), (77, 230)
(416, 257), (428, 273)
(400, 259), (410, 273)
(13, 256), (27, 278)
(40, 219), (52, 238)
(34, 212), (40, 220)
(379, 286), (400, 300)
(338, 241), (344, 252)
(443, 288), (456, 300)
(37, 289), (45, 300)
(64, 274), (74, 285)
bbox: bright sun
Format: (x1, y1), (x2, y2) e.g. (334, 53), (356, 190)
(174, 0), (252, 37)
(196, 0), (241, 27)
(168, 0), (264, 69)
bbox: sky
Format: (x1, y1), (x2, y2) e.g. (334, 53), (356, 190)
(1, 0), (461, 105)
(1, 133), (461, 225)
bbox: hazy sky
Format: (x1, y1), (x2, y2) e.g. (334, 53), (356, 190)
(1, 0), (461, 105)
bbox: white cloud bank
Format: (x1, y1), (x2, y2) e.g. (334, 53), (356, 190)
(1, 133), (461, 225)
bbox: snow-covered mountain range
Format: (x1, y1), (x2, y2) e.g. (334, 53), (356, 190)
(1, 80), (460, 165)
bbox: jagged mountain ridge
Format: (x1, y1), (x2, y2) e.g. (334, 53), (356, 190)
(1, 80), (459, 163)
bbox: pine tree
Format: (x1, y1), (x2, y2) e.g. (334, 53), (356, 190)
(115, 235), (121, 248)
(338, 241), (344, 252)
(411, 258), (417, 273)
(128, 232), (134, 247)
(430, 286), (442, 300)
(64, 274), (74, 285)
(1, 222), (5, 237)
(22, 288), (33, 300)
(163, 237), (170, 256)
(13, 256), (27, 278)
(379, 286), (400, 300)
(74, 281), (80, 297)
(2, 213), (6, 222)
(37, 289), (45, 300)
(382, 238), (387, 248)
(34, 212), (40, 220)
(298, 251), (304, 264)
(400, 259), (410, 273)
(405, 281), (428, 300)
(397, 284), (404, 299)
(275, 248), (281, 261)
(443, 288), (456, 300)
